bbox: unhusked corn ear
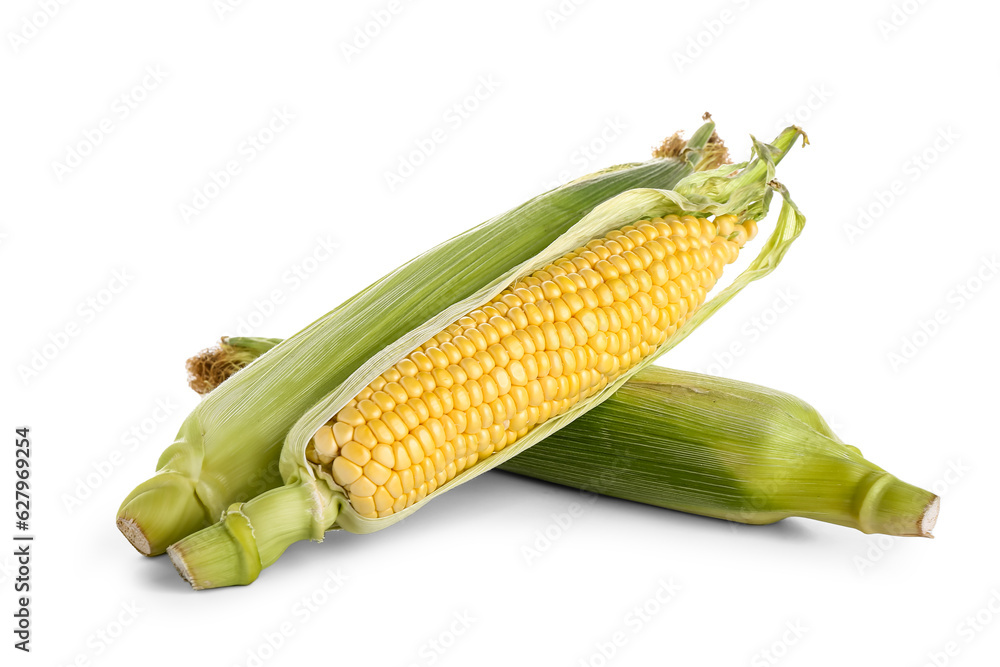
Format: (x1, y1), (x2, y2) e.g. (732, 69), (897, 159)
(500, 365), (939, 538)
(306, 213), (756, 518)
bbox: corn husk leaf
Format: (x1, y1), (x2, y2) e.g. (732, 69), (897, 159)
(168, 127), (808, 588)
(118, 125), (716, 555)
(280, 130), (806, 535)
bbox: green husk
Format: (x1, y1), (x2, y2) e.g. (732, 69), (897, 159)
(119, 121), (721, 556)
(187, 341), (938, 537)
(504, 367), (938, 535)
(167, 127), (807, 588)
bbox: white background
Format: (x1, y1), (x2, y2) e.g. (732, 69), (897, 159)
(2, 1), (998, 665)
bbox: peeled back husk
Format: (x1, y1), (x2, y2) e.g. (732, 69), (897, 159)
(117, 121), (725, 556)
(167, 127), (807, 588)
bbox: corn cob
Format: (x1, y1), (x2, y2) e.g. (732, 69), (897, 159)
(118, 119), (725, 556)
(164, 127), (806, 588)
(317, 212), (754, 519)
(189, 338), (939, 537)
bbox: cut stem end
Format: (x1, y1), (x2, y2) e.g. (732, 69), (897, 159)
(857, 473), (940, 537)
(169, 483), (328, 590)
(116, 473), (212, 556)
(919, 496), (941, 538)
(116, 517), (152, 556)
(168, 512), (262, 590)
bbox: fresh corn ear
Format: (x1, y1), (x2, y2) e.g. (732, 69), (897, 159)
(506, 367), (938, 536)
(319, 212), (754, 519)
(164, 127), (806, 589)
(190, 338), (939, 537)
(118, 119), (724, 556)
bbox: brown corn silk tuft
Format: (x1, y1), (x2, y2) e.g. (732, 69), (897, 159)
(651, 132), (688, 159)
(652, 131), (729, 171)
(186, 343), (250, 394)
(186, 338), (253, 396)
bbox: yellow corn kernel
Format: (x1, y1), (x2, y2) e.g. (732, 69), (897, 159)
(321, 214), (750, 517)
(312, 426), (338, 459)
